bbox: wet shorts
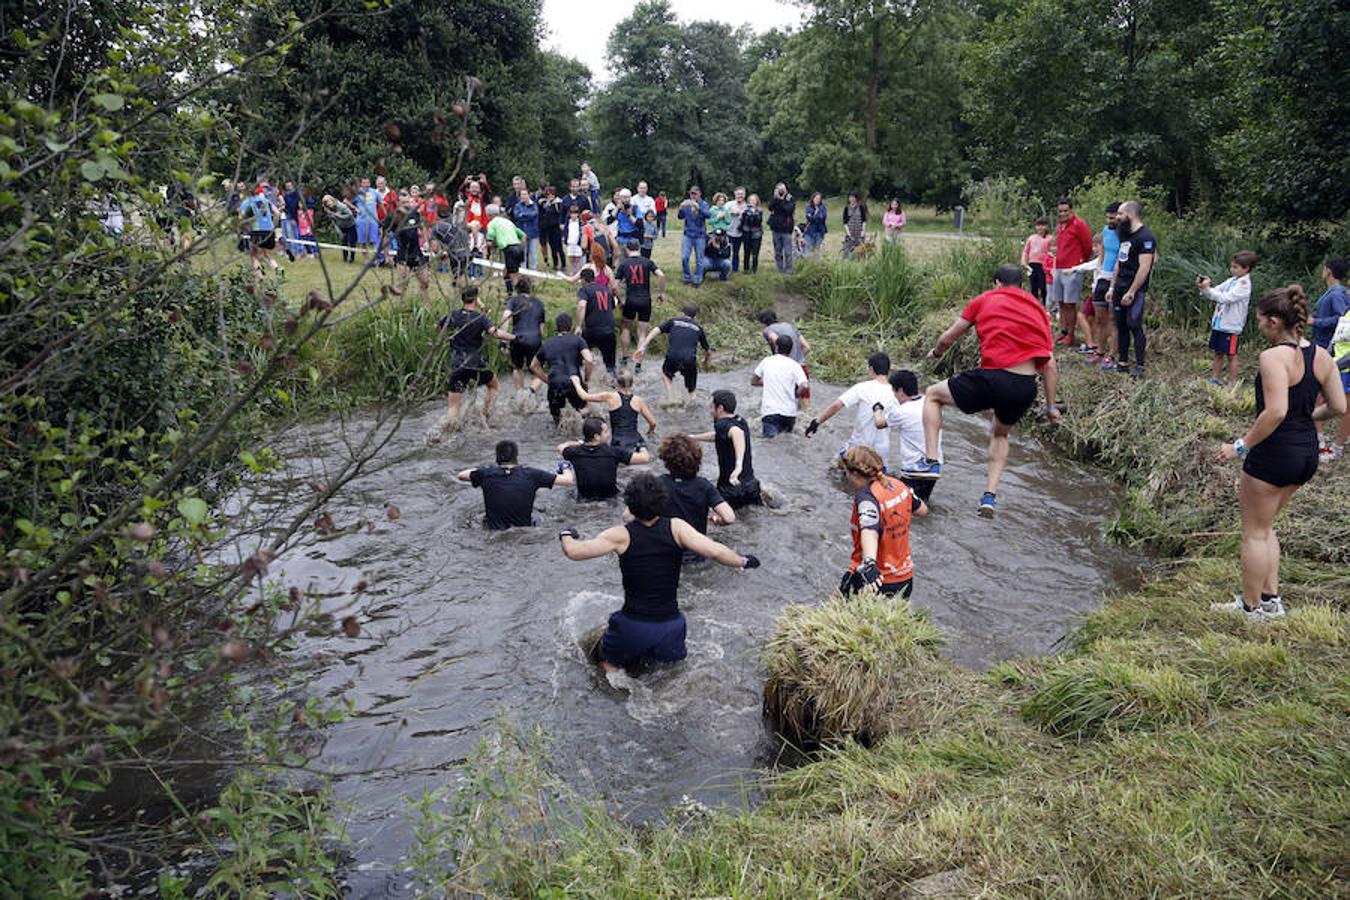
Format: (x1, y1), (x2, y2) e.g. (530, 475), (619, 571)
(718, 478), (762, 510)
(1243, 445), (1318, 488)
(762, 414), (796, 438)
(250, 230), (276, 250)
(547, 382), (587, 419)
(503, 243), (525, 274)
(948, 368), (1038, 427)
(1209, 330), (1240, 356)
(510, 340), (541, 370)
(586, 331), (617, 373)
(662, 355), (698, 393)
(600, 610), (687, 668)
(448, 367), (494, 393)
(621, 300), (652, 322)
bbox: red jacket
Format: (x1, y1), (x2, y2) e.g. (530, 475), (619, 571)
(1055, 215), (1093, 269)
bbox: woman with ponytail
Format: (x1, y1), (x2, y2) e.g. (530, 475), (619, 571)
(1215, 284), (1346, 620)
(838, 446), (928, 598)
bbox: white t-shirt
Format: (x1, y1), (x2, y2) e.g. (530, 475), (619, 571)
(754, 355), (808, 418)
(884, 396), (942, 468)
(838, 379), (899, 456)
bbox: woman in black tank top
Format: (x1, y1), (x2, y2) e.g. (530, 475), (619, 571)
(1215, 285), (1345, 619)
(569, 369), (658, 451)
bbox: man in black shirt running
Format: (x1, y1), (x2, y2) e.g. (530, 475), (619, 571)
(575, 267), (618, 381)
(615, 239), (665, 369)
(558, 473), (759, 673)
(691, 389), (761, 509)
(439, 286), (512, 425)
(457, 440), (574, 529)
(558, 416), (652, 500)
(499, 278), (547, 393)
(634, 304), (711, 402)
(531, 314), (594, 425)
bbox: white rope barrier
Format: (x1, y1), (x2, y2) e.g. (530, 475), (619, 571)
(288, 237), (570, 281)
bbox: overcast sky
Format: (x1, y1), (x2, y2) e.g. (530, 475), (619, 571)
(541, 0), (803, 84)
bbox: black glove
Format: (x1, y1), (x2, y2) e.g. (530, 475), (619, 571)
(557, 528), (580, 541)
(740, 554), (760, 570)
(859, 557), (882, 586)
(804, 418), (820, 438)
(839, 569), (858, 595)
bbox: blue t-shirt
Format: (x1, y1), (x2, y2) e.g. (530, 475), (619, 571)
(1100, 227), (1120, 275)
(241, 195), (274, 231)
(1312, 285), (1349, 348)
(356, 189), (379, 224)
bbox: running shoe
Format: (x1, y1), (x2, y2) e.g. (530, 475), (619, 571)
(1260, 596), (1286, 618)
(1207, 377), (1223, 386)
(1075, 343), (1097, 354)
(1319, 444), (1343, 462)
(977, 491), (996, 518)
(902, 459), (942, 479)
(1131, 365), (1146, 379)
(1210, 594), (1265, 621)
(1099, 358), (1117, 371)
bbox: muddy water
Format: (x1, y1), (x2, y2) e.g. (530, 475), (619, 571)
(248, 365), (1137, 894)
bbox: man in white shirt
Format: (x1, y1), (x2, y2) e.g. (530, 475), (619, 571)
(631, 180), (656, 220)
(875, 369), (943, 501)
(751, 333), (809, 437)
(803, 351), (900, 459)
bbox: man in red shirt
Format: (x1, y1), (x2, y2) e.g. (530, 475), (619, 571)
(1049, 197), (1094, 347)
(904, 265), (1061, 517)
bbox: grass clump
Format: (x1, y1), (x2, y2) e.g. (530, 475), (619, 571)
(1021, 657), (1207, 737)
(762, 594), (952, 746)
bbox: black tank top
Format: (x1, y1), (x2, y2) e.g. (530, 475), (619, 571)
(1254, 343), (1319, 452)
(618, 518), (683, 621)
(610, 393), (641, 447)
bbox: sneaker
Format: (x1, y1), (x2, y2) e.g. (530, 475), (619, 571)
(1099, 358), (1117, 371)
(1075, 343), (1097, 354)
(1319, 444), (1343, 462)
(1207, 377), (1223, 386)
(1260, 596), (1286, 619)
(978, 492), (996, 517)
(1131, 365), (1146, 379)
(1210, 594), (1265, 621)
(902, 459), (942, 479)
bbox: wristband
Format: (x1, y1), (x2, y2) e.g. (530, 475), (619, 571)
(558, 528), (579, 541)
(1233, 438), (1248, 457)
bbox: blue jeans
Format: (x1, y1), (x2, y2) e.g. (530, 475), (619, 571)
(704, 257), (731, 281)
(805, 232), (824, 254)
(525, 237), (539, 270)
(729, 235), (742, 271)
(681, 233), (706, 284)
(281, 218), (301, 256)
(589, 189), (600, 212)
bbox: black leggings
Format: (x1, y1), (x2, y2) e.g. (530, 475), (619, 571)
(340, 225), (357, 263)
(587, 332), (617, 373)
(1113, 291), (1147, 366)
(546, 229), (565, 270)
(1028, 263), (1046, 305)
(743, 237), (762, 273)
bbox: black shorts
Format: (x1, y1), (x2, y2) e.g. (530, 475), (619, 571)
(600, 610), (686, 668)
(1243, 445), (1318, 488)
(510, 341), (541, 370)
(662, 355), (698, 393)
(250, 230), (276, 250)
(586, 332), (617, 372)
(621, 300), (652, 322)
(448, 367), (494, 393)
(1209, 330), (1240, 356)
(503, 244), (525, 274)
(948, 368), (1038, 427)
(547, 382), (587, 419)
(762, 414), (796, 438)
(718, 478), (762, 510)
(901, 475), (935, 504)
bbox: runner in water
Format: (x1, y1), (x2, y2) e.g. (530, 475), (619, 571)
(531, 313), (594, 425)
(751, 333), (808, 437)
(614, 238), (665, 370)
(457, 439), (574, 529)
(558, 473), (759, 673)
(657, 433), (736, 539)
(499, 278), (547, 394)
(569, 369), (659, 453)
(634, 305), (711, 402)
(838, 446), (927, 598)
(905, 265), (1060, 517)
(758, 309), (812, 411)
(439, 286), (512, 425)
(873, 369), (943, 502)
(575, 267), (618, 381)
(557, 416), (652, 501)
(803, 352), (900, 462)
(690, 389), (762, 509)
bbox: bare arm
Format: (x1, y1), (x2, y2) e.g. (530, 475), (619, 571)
(554, 468), (576, 487)
(529, 358), (548, 382)
(1223, 350), (1290, 456)
(456, 468), (475, 482)
(728, 426), (746, 483)
(627, 447), (652, 465)
(635, 396), (658, 433)
(569, 376), (614, 404)
(751, 373), (764, 386)
(559, 525), (627, 561)
(688, 430), (715, 442)
(557, 439), (582, 454)
(574, 298), (586, 333)
(928, 317), (973, 357)
(1312, 347), (1349, 421)
(709, 501), (735, 526)
(814, 398), (845, 426)
(1122, 254), (1155, 304)
(670, 518), (748, 567)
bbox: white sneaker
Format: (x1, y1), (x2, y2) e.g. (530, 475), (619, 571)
(1260, 596), (1286, 618)
(1210, 594), (1265, 621)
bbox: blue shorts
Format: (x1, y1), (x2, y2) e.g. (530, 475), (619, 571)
(1341, 371), (1349, 392)
(1209, 330), (1240, 356)
(600, 610), (687, 667)
(356, 220), (379, 244)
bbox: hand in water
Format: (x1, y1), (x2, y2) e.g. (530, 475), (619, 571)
(740, 555), (760, 569)
(804, 418), (820, 438)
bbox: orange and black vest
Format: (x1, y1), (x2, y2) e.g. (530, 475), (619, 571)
(849, 476), (915, 583)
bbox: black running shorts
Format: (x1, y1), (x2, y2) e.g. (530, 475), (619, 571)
(948, 368), (1038, 427)
(448, 367), (494, 393)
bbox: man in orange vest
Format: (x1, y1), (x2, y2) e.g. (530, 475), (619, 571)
(838, 446), (928, 598)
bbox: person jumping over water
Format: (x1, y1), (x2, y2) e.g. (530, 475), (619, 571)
(558, 473), (759, 674)
(569, 369), (659, 453)
(838, 446), (927, 598)
(905, 265), (1060, 517)
(557, 416), (652, 501)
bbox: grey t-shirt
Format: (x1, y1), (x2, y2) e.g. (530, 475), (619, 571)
(763, 321), (806, 365)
